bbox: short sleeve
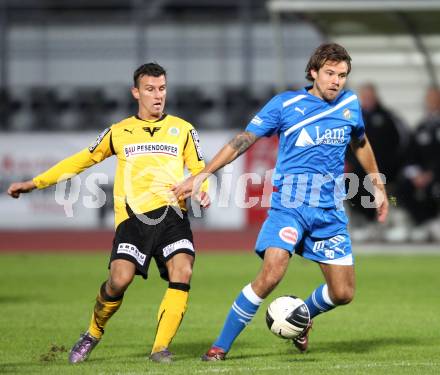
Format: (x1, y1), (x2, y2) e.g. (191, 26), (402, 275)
(183, 126), (209, 193)
(245, 95), (282, 137)
(88, 127), (114, 162)
(352, 100), (365, 140)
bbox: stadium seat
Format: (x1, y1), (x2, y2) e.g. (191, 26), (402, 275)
(29, 87), (63, 130)
(73, 87), (112, 130)
(174, 87), (212, 125)
(223, 86), (262, 127)
(0, 87), (23, 131)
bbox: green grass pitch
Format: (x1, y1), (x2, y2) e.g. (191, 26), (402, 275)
(1, 252), (439, 374)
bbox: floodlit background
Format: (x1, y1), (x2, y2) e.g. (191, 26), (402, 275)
(1, 3), (440, 374)
(1, 0), (440, 249)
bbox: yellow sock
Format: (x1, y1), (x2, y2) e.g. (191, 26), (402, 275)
(88, 283), (123, 339)
(151, 283), (190, 354)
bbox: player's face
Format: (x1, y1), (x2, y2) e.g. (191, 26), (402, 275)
(310, 60), (348, 102)
(131, 74), (167, 120)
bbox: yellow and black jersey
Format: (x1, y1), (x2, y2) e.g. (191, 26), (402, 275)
(33, 114), (208, 228)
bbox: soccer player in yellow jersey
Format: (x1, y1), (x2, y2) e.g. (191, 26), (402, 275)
(7, 62), (210, 364)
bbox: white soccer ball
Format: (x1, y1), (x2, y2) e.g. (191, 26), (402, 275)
(266, 295), (310, 339)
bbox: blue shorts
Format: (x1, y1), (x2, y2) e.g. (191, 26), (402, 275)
(255, 206), (353, 265)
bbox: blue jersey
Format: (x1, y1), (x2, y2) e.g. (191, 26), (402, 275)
(246, 87), (365, 209)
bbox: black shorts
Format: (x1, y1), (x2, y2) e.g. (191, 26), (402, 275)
(109, 206), (194, 280)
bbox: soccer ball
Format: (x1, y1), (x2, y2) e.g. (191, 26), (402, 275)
(266, 295), (310, 339)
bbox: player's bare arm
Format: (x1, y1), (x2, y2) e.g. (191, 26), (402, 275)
(350, 135), (389, 223)
(205, 131), (258, 175)
(7, 180), (36, 199)
(172, 131), (258, 199)
(228, 131), (258, 157)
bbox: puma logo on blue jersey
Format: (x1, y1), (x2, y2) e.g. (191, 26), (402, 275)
(294, 107), (306, 115)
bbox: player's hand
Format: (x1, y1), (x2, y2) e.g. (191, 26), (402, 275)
(7, 180), (36, 199)
(172, 175), (196, 200)
(196, 191), (211, 208)
(374, 187), (389, 223)
(171, 173), (209, 200)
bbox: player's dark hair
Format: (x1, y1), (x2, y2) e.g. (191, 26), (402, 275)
(305, 43), (352, 82)
(133, 62), (167, 87)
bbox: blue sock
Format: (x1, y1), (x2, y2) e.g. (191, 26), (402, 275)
(304, 284), (336, 319)
(213, 284), (263, 352)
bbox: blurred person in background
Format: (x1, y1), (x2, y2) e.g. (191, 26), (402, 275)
(345, 83), (410, 241)
(398, 86), (440, 241)
(7, 62), (210, 364)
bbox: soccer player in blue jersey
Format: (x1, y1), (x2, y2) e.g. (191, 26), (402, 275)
(172, 43), (389, 360)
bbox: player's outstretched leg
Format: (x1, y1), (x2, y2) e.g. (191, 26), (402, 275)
(149, 283), (190, 363)
(69, 282), (124, 363)
(203, 248), (290, 361)
(202, 283), (263, 361)
(69, 332), (100, 364)
(304, 284), (336, 319)
(294, 262), (355, 352)
(292, 284), (335, 353)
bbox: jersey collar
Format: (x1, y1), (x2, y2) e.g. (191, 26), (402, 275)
(302, 85), (346, 104)
(135, 113), (168, 123)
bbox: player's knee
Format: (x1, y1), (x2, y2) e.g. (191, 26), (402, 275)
(169, 264), (193, 283)
(167, 253), (194, 283)
(331, 287), (355, 305)
(108, 270), (134, 295)
(108, 259), (135, 295)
